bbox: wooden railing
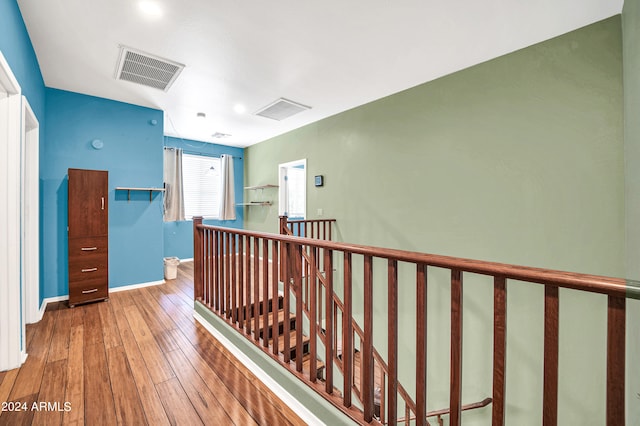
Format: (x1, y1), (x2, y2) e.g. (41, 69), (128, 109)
(279, 215), (336, 240)
(193, 217), (636, 426)
(279, 217), (433, 422)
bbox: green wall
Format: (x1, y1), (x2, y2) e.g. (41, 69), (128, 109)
(623, 0), (640, 422)
(245, 17), (624, 425)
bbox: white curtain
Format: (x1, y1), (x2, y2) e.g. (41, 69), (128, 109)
(163, 147), (185, 221)
(219, 154), (236, 220)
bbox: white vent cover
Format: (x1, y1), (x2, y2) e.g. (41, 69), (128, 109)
(255, 98), (311, 121)
(115, 46), (184, 91)
(212, 132), (231, 139)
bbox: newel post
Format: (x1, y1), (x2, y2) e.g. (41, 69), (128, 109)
(279, 215), (288, 235)
(193, 216), (204, 301)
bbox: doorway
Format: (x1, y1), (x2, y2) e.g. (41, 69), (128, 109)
(278, 159), (307, 221)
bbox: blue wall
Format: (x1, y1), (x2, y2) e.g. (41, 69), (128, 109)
(0, 0), (45, 122)
(43, 88), (165, 298)
(163, 136), (244, 259)
(1, 0), (46, 346)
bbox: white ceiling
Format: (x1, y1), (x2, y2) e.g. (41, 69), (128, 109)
(18, 0), (623, 148)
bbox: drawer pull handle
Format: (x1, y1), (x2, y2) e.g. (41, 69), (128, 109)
(81, 247), (98, 251)
(82, 288), (98, 294)
(81, 268), (98, 273)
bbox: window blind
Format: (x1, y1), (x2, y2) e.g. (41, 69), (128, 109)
(182, 154), (221, 219)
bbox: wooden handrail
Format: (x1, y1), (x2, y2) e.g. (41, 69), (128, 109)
(389, 397), (493, 425)
(193, 218), (631, 426)
(202, 222), (634, 299)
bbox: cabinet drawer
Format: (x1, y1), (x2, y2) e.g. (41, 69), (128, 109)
(69, 257), (108, 282)
(69, 237), (108, 258)
(69, 280), (108, 306)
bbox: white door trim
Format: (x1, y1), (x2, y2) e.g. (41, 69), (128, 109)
(0, 51), (24, 371)
(22, 97), (39, 326)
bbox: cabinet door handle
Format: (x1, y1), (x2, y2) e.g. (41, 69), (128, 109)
(82, 288), (98, 294)
(81, 247), (98, 251)
(81, 268), (98, 273)
(101, 197), (105, 210)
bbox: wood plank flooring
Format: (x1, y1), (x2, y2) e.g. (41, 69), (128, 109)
(0, 262), (305, 426)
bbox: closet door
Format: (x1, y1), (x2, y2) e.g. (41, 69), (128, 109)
(68, 169), (108, 238)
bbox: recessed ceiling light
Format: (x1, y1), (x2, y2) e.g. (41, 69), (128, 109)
(138, 1), (163, 18)
(234, 104), (246, 114)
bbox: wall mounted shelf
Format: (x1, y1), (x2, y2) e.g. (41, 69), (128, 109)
(243, 184), (277, 206)
(236, 201), (272, 206)
(115, 187), (165, 202)
(244, 184), (278, 190)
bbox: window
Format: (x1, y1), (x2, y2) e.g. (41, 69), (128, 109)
(182, 154), (221, 219)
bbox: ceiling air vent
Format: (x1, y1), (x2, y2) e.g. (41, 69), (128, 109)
(255, 98), (311, 121)
(212, 132), (232, 139)
(115, 46), (184, 91)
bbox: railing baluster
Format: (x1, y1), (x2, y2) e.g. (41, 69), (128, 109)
(343, 252), (353, 408)
(492, 276), (507, 426)
(450, 269), (463, 426)
(543, 285), (559, 426)
(254, 237), (260, 342)
(209, 230), (214, 308)
(231, 234), (237, 323)
(388, 259), (398, 425)
(203, 229), (208, 305)
(245, 236), (252, 336)
(283, 241), (291, 363)
(226, 232), (232, 318)
(606, 295), (625, 425)
(380, 371), (386, 424)
(192, 217), (203, 301)
(262, 239), (269, 347)
(309, 246), (318, 381)
(416, 263), (427, 426)
(363, 254), (374, 422)
(238, 235), (244, 330)
(272, 240), (279, 356)
(215, 230), (221, 312)
(324, 248), (334, 393)
(294, 243), (304, 372)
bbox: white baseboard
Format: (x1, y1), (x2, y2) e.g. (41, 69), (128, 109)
(110, 279), (165, 293)
(179, 257), (193, 262)
(38, 295), (69, 321)
(37, 279), (166, 320)
(193, 311), (324, 426)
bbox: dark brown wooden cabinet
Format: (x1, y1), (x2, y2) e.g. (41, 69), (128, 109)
(68, 168), (109, 307)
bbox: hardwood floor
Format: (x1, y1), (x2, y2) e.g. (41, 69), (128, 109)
(0, 262), (305, 426)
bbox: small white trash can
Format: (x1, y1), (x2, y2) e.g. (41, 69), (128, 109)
(163, 257), (180, 280)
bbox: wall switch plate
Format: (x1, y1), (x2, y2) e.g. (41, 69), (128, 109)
(317, 208), (323, 216)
